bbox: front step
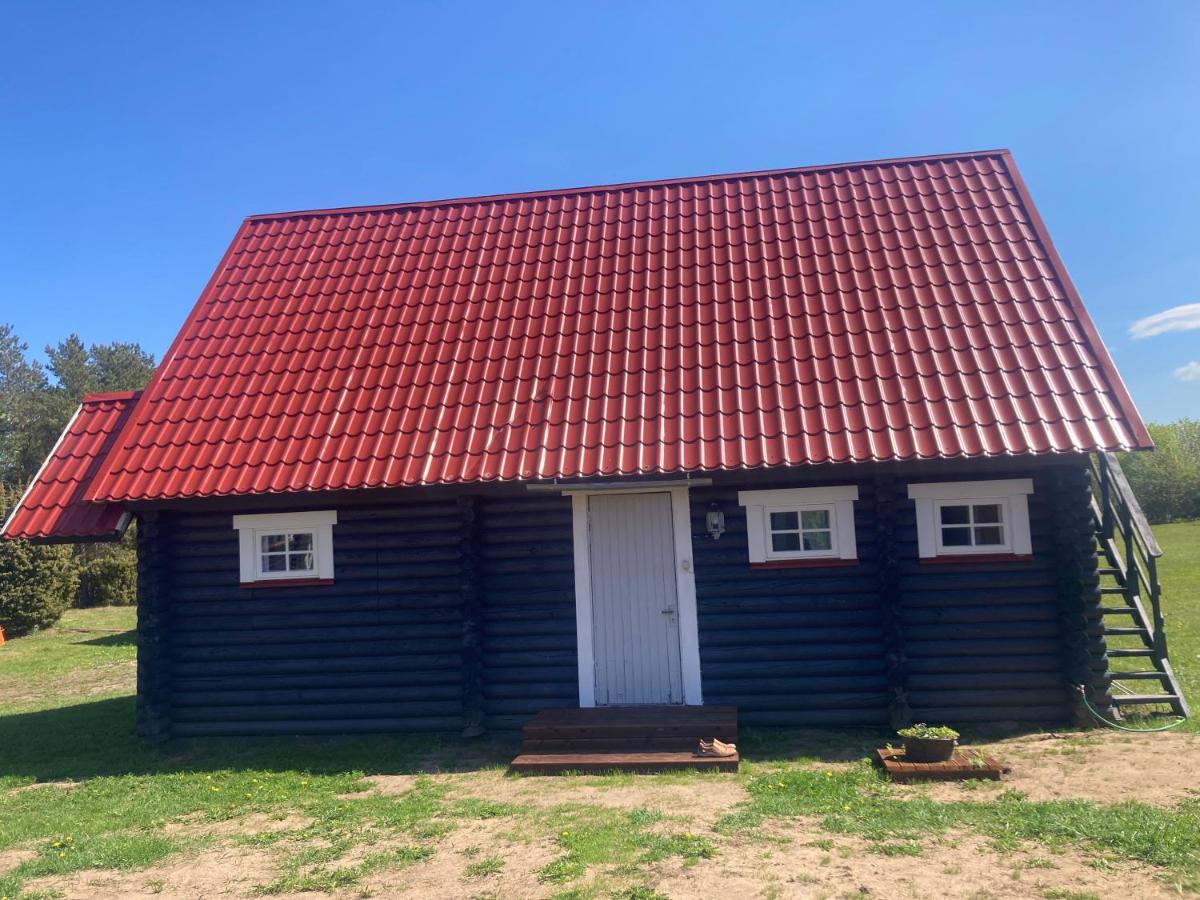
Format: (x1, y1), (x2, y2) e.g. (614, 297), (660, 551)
(512, 706), (739, 774)
(510, 750), (739, 775)
(1112, 671), (1173, 681)
(1111, 694), (1184, 707)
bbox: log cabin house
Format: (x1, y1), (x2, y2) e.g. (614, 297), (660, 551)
(2, 150), (1187, 767)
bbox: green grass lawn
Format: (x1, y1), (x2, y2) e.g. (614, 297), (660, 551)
(0, 526), (1198, 898)
(1155, 520), (1200, 728)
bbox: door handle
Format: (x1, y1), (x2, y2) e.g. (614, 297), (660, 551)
(661, 608), (676, 615)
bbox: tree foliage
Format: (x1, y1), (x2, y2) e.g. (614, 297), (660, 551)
(0, 485), (79, 636)
(1118, 419), (1200, 524)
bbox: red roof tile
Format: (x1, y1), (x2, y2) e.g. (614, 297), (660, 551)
(3, 392), (139, 540)
(61, 149), (1153, 504)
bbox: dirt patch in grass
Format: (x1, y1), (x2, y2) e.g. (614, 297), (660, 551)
(903, 730), (1200, 806)
(21, 843), (277, 900)
(450, 769), (747, 820)
(0, 659), (136, 706)
(363, 818), (558, 899)
(0, 847), (38, 873)
(654, 831), (1180, 900)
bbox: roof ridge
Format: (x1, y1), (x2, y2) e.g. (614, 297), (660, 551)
(243, 148), (1011, 224)
(82, 390), (142, 404)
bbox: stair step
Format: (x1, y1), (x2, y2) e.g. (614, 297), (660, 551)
(1103, 626), (1152, 637)
(1099, 587), (1129, 595)
(520, 706), (738, 751)
(1099, 606), (1137, 615)
(1111, 671), (1171, 681)
(1110, 694), (1182, 707)
(1108, 648), (1155, 657)
(1098, 567), (1122, 576)
(521, 737), (706, 753)
(510, 750), (739, 775)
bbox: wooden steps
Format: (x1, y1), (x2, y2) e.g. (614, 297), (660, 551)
(510, 706), (739, 774)
(1090, 452), (1189, 720)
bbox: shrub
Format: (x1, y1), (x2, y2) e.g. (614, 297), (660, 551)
(78, 549), (137, 606)
(0, 538), (79, 637)
(1119, 419), (1200, 524)
(896, 723), (959, 740)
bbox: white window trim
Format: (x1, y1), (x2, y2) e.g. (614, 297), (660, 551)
(232, 510), (337, 583)
(907, 479), (1032, 558)
(737, 486), (859, 563)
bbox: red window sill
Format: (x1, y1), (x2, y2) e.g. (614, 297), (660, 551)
(240, 578), (335, 589)
(750, 559), (858, 570)
(920, 554), (1032, 565)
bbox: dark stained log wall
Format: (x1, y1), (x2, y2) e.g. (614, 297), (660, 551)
(164, 501), (468, 737)
(141, 456), (1101, 738)
(477, 494), (577, 731)
(689, 479), (892, 727)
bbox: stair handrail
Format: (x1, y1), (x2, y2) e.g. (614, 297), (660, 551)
(1097, 451), (1162, 557)
(1091, 451), (1167, 660)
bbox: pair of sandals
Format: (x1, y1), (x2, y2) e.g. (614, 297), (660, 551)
(696, 738), (737, 758)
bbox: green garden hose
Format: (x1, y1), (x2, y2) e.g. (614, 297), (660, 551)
(1076, 685), (1187, 732)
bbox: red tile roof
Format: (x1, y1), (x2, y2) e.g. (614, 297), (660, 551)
(67, 149), (1149, 504)
(3, 392), (138, 540)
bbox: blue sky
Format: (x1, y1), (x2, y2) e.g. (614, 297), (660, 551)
(1, 1), (1197, 420)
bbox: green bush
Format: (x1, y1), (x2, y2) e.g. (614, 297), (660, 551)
(1119, 419), (1200, 524)
(78, 549), (137, 606)
(0, 538), (79, 637)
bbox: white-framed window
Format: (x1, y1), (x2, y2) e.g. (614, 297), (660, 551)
(232, 511), (337, 583)
(737, 486), (858, 563)
(907, 479), (1033, 559)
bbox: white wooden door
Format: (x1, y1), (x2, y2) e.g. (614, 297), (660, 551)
(587, 492), (684, 705)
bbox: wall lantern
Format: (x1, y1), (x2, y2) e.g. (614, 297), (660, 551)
(705, 503), (726, 540)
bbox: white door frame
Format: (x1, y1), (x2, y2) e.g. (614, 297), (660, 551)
(568, 486), (703, 707)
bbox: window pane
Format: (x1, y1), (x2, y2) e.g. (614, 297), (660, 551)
(973, 504), (1002, 524)
(262, 553), (287, 572)
(974, 526), (1004, 546)
(288, 532), (313, 551)
(800, 509), (830, 530)
(770, 511), (799, 530)
(939, 505), (970, 525)
(288, 552), (314, 571)
(941, 526), (972, 547)
(803, 531), (832, 551)
(771, 532), (801, 552)
(261, 534), (287, 553)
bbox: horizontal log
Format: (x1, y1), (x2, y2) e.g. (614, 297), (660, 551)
(171, 653), (463, 677)
(704, 675), (889, 695)
(906, 705), (1068, 723)
(716, 691), (891, 711)
(905, 688), (1071, 707)
(736, 708), (891, 726)
(701, 642), (886, 663)
(173, 608), (463, 631)
(172, 623), (462, 647)
(701, 626), (885, 647)
(173, 685), (463, 707)
(906, 672), (1062, 690)
(172, 700), (463, 722)
(173, 593), (465, 617)
(700, 658), (888, 678)
(173, 669), (463, 691)
(172, 717), (463, 736)
(174, 638), (462, 662)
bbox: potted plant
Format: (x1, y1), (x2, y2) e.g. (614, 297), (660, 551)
(897, 723), (959, 762)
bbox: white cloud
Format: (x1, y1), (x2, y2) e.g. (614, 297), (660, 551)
(1174, 361), (1200, 382)
(1130, 303), (1200, 339)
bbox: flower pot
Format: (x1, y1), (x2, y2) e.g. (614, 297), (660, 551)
(903, 736), (957, 763)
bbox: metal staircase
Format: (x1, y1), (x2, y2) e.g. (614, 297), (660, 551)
(1089, 452), (1189, 719)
